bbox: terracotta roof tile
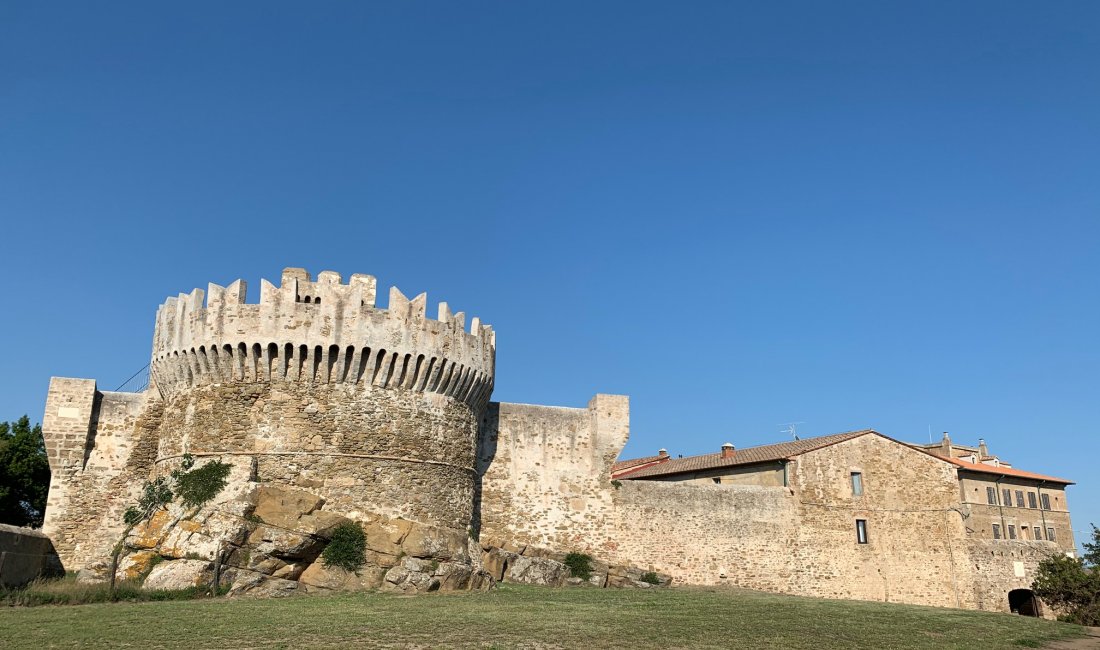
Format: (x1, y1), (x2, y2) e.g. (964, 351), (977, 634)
(943, 457), (1073, 485)
(611, 454), (668, 474)
(616, 430), (873, 479)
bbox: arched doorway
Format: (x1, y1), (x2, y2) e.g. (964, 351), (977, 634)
(1009, 589), (1041, 617)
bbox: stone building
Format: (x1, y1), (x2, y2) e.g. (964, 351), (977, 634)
(39, 267), (1077, 614)
(609, 430), (1075, 616)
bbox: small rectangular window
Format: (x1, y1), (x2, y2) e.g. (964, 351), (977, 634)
(992, 524), (1002, 539)
(1003, 489), (1012, 506)
(1015, 490), (1024, 508)
(856, 519), (868, 544)
(851, 472), (863, 497)
(1047, 527), (1056, 542)
(986, 487), (997, 505)
(1028, 492), (1038, 509)
(1008, 525), (1017, 540)
(1034, 526), (1042, 540)
(1041, 494), (1052, 510)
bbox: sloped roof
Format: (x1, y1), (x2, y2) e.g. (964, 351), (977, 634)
(611, 454), (668, 474)
(615, 430), (873, 479)
(944, 456), (1073, 485)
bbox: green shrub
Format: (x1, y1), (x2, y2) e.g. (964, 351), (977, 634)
(322, 522), (366, 572)
(564, 552), (594, 581)
(175, 460), (232, 508)
(123, 477), (173, 525)
(640, 571), (661, 585)
(610, 480), (622, 489)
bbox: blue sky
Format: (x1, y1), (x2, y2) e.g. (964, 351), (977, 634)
(2, 3), (1097, 543)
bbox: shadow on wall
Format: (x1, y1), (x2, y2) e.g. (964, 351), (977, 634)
(0, 523), (65, 588)
(471, 402), (501, 539)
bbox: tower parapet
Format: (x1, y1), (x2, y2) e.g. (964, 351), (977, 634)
(150, 268), (495, 409)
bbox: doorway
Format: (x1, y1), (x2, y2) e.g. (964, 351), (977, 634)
(1009, 589), (1041, 617)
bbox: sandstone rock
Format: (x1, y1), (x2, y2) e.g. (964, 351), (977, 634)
(252, 485), (324, 529)
(299, 560), (386, 591)
(606, 565), (671, 588)
(481, 547), (517, 582)
(248, 524), (323, 560)
(401, 523), (469, 563)
(127, 509), (175, 549)
(77, 561), (111, 583)
(116, 550), (160, 581)
(436, 562), (474, 591)
(246, 576), (300, 597)
(143, 559), (212, 590)
(361, 516), (411, 556)
(295, 510), (349, 538)
(503, 555), (569, 586)
(381, 556), (441, 593)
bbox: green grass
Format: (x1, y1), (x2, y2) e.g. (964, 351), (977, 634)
(1, 574), (227, 607)
(0, 584), (1085, 649)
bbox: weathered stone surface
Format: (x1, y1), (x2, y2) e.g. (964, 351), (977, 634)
(127, 509), (175, 550)
(248, 524), (323, 560)
(142, 559), (212, 590)
(402, 523), (469, 563)
(227, 569), (300, 597)
(295, 511), (349, 538)
(503, 555), (569, 586)
(481, 547), (516, 582)
(253, 486), (325, 529)
(77, 561), (111, 583)
(362, 517), (411, 556)
(299, 560), (386, 592)
(116, 550), (160, 582)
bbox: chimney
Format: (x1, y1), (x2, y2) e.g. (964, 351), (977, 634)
(978, 438), (989, 458)
(940, 432), (953, 458)
(721, 442), (735, 459)
(657, 448), (669, 458)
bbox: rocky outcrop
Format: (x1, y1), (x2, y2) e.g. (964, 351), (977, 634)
(477, 538), (671, 589)
(104, 483), (491, 596)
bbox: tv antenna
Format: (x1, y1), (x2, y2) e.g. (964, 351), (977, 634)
(779, 422), (805, 441)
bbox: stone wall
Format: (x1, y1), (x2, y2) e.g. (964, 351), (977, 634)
(42, 379), (155, 569)
(153, 382), (481, 530)
(476, 395), (628, 554)
(611, 481), (798, 589)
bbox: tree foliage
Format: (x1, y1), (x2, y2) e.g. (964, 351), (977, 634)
(0, 416), (51, 527)
(1031, 524), (1100, 625)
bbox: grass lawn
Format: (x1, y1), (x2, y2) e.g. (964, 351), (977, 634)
(0, 584), (1084, 649)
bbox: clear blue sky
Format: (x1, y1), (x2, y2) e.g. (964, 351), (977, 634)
(2, 3), (1097, 542)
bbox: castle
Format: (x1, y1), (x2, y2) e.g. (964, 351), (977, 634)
(40, 268), (1076, 612)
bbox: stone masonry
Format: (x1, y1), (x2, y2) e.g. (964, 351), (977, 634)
(40, 266), (1076, 612)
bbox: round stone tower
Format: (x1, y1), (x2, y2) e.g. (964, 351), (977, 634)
(148, 267), (495, 534)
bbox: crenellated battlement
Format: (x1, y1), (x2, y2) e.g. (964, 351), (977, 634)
(150, 268), (495, 408)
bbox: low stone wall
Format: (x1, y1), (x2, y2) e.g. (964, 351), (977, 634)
(612, 481), (798, 589)
(0, 524), (64, 588)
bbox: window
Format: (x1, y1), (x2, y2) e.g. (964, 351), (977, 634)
(1015, 490), (1024, 508)
(851, 472), (863, 496)
(993, 524), (1002, 539)
(1047, 527), (1056, 542)
(711, 477), (721, 485)
(1022, 526), (1030, 539)
(1008, 525), (1017, 540)
(856, 519), (868, 544)
(1003, 489), (1012, 507)
(986, 487), (997, 505)
(1041, 494), (1052, 510)
(1034, 526), (1042, 540)
(1028, 492), (1038, 509)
